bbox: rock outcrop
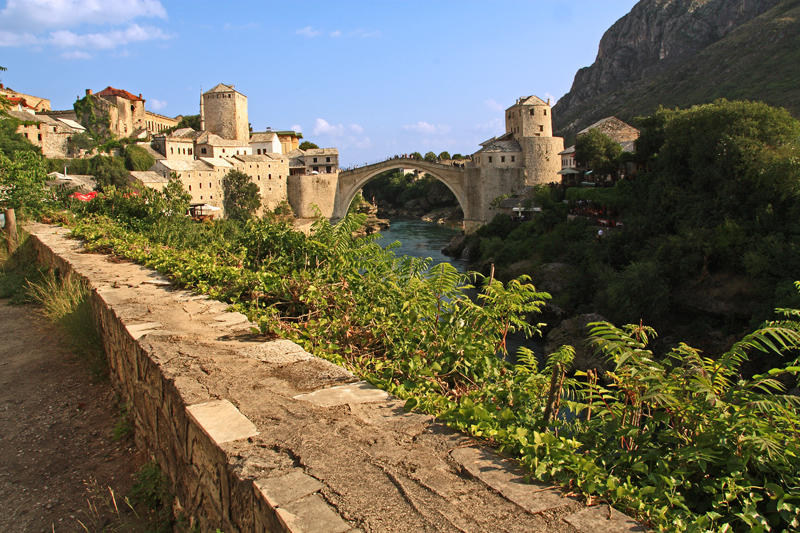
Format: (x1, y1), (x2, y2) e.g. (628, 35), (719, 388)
(553, 0), (785, 138)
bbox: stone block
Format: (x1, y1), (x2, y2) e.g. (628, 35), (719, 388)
(451, 446), (571, 514)
(277, 494), (350, 533)
(564, 505), (647, 532)
(254, 470), (323, 508)
(243, 339), (313, 365)
(293, 381), (389, 407)
(187, 399), (259, 445)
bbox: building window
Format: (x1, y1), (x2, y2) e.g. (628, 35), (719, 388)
(326, 157), (330, 162)
(326, 166), (331, 173)
(188, 185), (192, 191)
(170, 147), (174, 154)
(199, 183), (202, 189)
(511, 155), (515, 162)
(188, 149), (192, 155)
(501, 156), (505, 163)
(268, 174), (271, 179)
(313, 166), (319, 172)
(37, 134), (42, 140)
(488, 156), (493, 163)
(530, 109), (535, 116)
(544, 109), (547, 115)
(313, 157), (317, 163)
(201, 147), (207, 154)
(208, 182), (211, 188)
(539, 125), (544, 132)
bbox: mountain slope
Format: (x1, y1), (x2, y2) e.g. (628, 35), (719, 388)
(554, 0), (799, 139)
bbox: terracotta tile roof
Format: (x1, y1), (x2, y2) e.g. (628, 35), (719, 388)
(96, 86), (144, 102)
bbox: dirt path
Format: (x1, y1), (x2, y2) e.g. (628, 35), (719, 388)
(0, 300), (144, 532)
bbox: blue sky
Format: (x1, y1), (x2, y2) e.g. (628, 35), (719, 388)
(0, 0), (638, 166)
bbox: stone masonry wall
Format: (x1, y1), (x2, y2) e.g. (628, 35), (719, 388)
(25, 223), (644, 533)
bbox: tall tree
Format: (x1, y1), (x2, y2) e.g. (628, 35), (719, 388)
(299, 141), (319, 150)
(222, 169), (261, 221)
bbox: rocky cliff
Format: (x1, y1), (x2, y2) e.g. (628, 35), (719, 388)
(554, 0), (796, 139)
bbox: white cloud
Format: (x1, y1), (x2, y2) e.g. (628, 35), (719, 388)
(296, 26), (320, 38)
(313, 117), (345, 137)
(0, 29), (39, 46)
(0, 0), (166, 31)
(48, 23), (170, 49)
(329, 30), (341, 38)
(148, 98), (167, 111)
(484, 98), (504, 112)
(351, 29), (380, 38)
(311, 118), (370, 149)
(61, 49), (91, 60)
(473, 117), (503, 132)
(403, 121), (450, 135)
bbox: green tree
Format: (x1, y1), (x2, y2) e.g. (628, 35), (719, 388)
(575, 129), (622, 178)
(0, 150), (50, 215)
(222, 169), (261, 221)
(424, 151), (437, 163)
(409, 152), (422, 160)
(162, 173), (190, 216)
(124, 144), (155, 171)
(299, 141), (319, 150)
(174, 114), (201, 130)
(0, 114), (41, 157)
(88, 155), (128, 189)
(438, 151), (451, 160)
(452, 153), (464, 160)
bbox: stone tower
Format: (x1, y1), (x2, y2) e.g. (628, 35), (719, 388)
(505, 96), (564, 185)
(201, 83), (249, 142)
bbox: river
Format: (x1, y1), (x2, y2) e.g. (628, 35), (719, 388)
(376, 219), (468, 272)
(375, 218), (542, 360)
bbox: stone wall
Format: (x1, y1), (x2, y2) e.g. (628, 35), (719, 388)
(24, 223), (644, 533)
(288, 172), (338, 218)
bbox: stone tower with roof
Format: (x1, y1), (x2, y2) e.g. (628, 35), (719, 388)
(505, 95), (564, 185)
(200, 83), (249, 142)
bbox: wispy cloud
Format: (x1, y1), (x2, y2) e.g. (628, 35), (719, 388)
(296, 26), (320, 38)
(351, 29), (381, 38)
(224, 22), (260, 31)
(403, 121), (451, 135)
(0, 1), (170, 58)
(148, 98), (167, 111)
(484, 98), (504, 112)
(61, 49), (92, 60)
(0, 0), (166, 31)
(290, 124), (302, 133)
(311, 118), (370, 149)
(49, 23), (170, 49)
(296, 26), (379, 39)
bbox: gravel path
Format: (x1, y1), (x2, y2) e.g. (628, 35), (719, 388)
(0, 300), (144, 532)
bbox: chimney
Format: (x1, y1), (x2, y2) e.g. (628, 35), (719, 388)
(138, 93), (142, 99)
(85, 89), (92, 96)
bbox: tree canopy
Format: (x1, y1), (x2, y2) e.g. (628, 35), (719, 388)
(299, 141), (318, 150)
(575, 128), (622, 177)
(423, 151), (437, 162)
(222, 169), (261, 221)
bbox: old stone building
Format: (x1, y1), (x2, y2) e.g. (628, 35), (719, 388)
(8, 108), (84, 158)
(558, 116), (639, 185)
(250, 130), (282, 155)
(0, 83), (51, 112)
(200, 84), (249, 142)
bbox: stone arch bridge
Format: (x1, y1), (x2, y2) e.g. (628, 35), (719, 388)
(333, 158), (511, 232)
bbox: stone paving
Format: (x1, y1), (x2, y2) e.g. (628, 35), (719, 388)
(27, 223), (647, 532)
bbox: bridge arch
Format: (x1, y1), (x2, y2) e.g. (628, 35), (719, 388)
(332, 159), (472, 225)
